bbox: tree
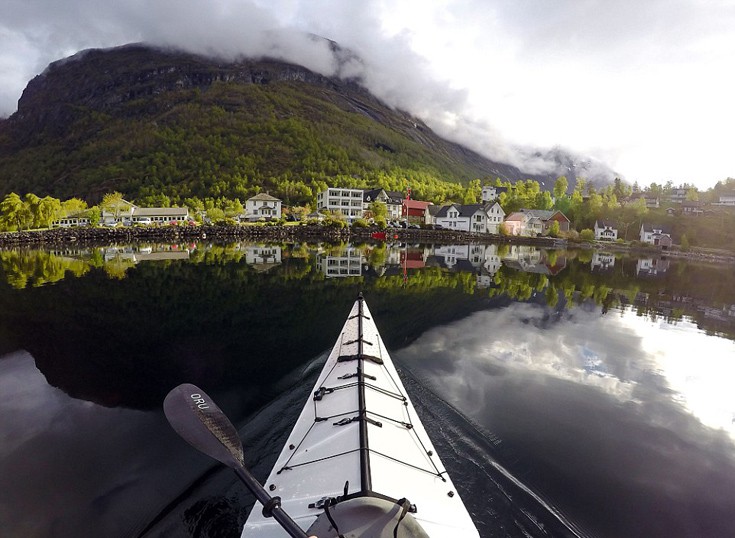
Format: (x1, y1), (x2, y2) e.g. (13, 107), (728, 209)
(680, 234), (690, 251)
(36, 196), (62, 228)
(580, 229), (595, 241)
(553, 176), (568, 199)
(0, 193), (27, 231)
(548, 220), (561, 238)
(101, 192), (126, 221)
(685, 188), (699, 201)
(61, 198), (88, 216)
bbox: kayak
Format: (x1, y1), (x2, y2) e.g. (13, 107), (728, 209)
(242, 294), (480, 537)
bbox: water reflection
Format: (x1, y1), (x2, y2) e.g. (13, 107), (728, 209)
(397, 302), (735, 537)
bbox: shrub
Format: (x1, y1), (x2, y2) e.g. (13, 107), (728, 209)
(351, 218), (369, 228)
(580, 229), (595, 242)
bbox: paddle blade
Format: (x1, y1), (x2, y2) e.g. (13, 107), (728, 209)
(163, 383), (244, 469)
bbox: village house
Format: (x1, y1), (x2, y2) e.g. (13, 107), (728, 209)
(52, 211), (92, 228)
(362, 188), (403, 221)
(484, 202), (505, 234)
(594, 220), (618, 241)
(434, 204), (487, 233)
(502, 211), (533, 236)
(99, 200), (189, 225)
(316, 188), (364, 222)
(629, 193), (660, 208)
(716, 192), (735, 206)
(243, 193), (282, 221)
(640, 223), (673, 248)
(481, 185), (508, 203)
(519, 209), (571, 233)
(682, 201), (704, 215)
(402, 199), (433, 224)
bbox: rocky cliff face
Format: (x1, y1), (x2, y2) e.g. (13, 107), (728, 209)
(0, 43), (611, 199)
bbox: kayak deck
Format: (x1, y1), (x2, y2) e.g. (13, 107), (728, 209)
(243, 296), (479, 537)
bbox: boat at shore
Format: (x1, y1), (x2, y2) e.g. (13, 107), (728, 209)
(242, 293), (480, 537)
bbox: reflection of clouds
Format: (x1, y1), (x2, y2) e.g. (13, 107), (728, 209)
(398, 302), (735, 439)
(400, 303), (643, 407)
(0, 352), (207, 537)
(396, 302), (735, 537)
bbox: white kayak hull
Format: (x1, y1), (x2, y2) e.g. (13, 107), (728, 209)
(243, 295), (479, 537)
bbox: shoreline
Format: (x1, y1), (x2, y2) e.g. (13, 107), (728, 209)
(1, 225), (733, 264)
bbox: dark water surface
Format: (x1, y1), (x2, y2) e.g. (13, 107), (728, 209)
(1, 242), (734, 538)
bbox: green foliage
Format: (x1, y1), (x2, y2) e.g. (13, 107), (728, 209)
(680, 234), (690, 251)
(580, 229), (595, 241)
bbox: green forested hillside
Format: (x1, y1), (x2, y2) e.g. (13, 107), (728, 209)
(0, 45), (531, 207)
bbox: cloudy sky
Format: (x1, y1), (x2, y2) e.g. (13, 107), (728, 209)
(1, 0), (734, 189)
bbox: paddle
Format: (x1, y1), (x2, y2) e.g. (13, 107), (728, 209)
(163, 383), (309, 538)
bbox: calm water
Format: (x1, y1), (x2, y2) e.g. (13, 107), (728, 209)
(1, 242), (734, 538)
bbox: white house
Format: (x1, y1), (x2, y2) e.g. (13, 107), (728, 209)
(244, 193), (282, 221)
(435, 204), (487, 233)
(717, 192), (735, 206)
(640, 223), (673, 248)
(363, 188), (403, 220)
(317, 188), (364, 221)
(101, 200), (189, 225)
(594, 220), (618, 241)
(245, 245), (282, 270)
(484, 202), (505, 234)
(481, 185), (508, 203)
(52, 211), (92, 228)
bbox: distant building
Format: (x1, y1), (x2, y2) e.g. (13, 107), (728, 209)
(594, 220), (618, 241)
(518, 209), (570, 234)
(317, 188), (364, 221)
(99, 200), (189, 225)
(640, 223), (673, 248)
(681, 201), (704, 215)
(402, 199), (433, 223)
(244, 193), (282, 221)
(363, 188), (403, 220)
(481, 185), (508, 203)
(717, 192), (735, 206)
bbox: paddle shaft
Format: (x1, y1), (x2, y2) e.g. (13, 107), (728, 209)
(234, 466), (308, 538)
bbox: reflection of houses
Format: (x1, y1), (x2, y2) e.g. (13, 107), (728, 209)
(318, 247), (364, 277)
(245, 245), (282, 271)
(243, 193), (282, 221)
(501, 245), (567, 275)
(636, 258), (670, 277)
(102, 245), (191, 263)
(363, 189), (403, 221)
(594, 220), (618, 241)
(640, 223), (673, 248)
(476, 244), (502, 288)
(591, 251), (616, 272)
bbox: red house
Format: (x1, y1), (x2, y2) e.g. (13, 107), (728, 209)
(402, 199), (433, 223)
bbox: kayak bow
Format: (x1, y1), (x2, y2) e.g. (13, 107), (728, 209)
(243, 294), (480, 537)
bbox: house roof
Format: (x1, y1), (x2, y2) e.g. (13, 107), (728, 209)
(483, 185), (508, 192)
(505, 212), (528, 222)
(595, 219), (617, 228)
(641, 222), (672, 234)
(248, 193), (281, 202)
(519, 209), (570, 222)
(135, 207), (189, 217)
(364, 188), (403, 204)
(403, 199), (432, 210)
(436, 203), (484, 218)
(427, 205), (442, 217)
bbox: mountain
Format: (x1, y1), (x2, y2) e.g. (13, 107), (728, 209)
(0, 43), (609, 204)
